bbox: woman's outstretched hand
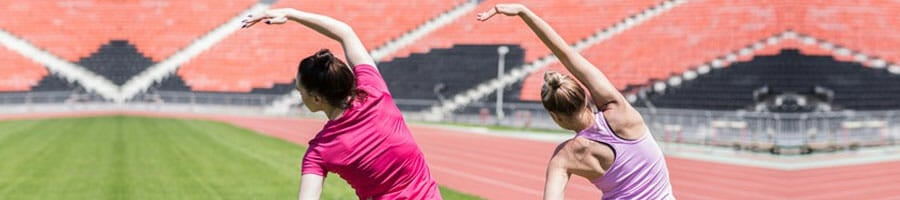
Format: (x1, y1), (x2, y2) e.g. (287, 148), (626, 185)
(476, 4), (528, 21)
(241, 8), (294, 28)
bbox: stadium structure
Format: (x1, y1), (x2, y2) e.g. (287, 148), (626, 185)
(3, 0), (898, 155)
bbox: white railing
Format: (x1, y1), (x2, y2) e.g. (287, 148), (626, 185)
(639, 108), (899, 154)
(431, 101), (900, 154)
(1, 91), (897, 154)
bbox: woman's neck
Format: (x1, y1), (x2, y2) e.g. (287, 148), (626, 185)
(324, 107), (345, 120)
(573, 110), (596, 132)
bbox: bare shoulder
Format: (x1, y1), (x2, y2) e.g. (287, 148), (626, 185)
(556, 137), (613, 157)
(573, 137), (615, 165)
(601, 103), (648, 140)
(550, 138), (582, 165)
(551, 137), (615, 177)
(552, 137), (590, 158)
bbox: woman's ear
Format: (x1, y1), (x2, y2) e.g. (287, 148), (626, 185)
(312, 95), (323, 105)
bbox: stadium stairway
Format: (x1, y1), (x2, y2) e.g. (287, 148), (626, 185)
(0, 0), (271, 102)
(118, 2), (272, 102)
(0, 28), (119, 99)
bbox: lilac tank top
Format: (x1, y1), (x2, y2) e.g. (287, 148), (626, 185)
(576, 112), (674, 200)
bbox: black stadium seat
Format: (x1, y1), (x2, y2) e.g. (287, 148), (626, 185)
(646, 49), (900, 111)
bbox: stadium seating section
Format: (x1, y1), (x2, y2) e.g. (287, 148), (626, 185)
(179, 0), (467, 92)
(647, 49), (900, 110)
(390, 0), (662, 63)
(791, 0), (900, 63)
(0, 0), (899, 111)
(520, 0), (782, 101)
(0, 0), (257, 61)
(379, 44), (524, 102)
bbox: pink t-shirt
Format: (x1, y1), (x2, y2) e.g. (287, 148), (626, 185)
(301, 64), (442, 200)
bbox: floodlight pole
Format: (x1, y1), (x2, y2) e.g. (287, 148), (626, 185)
(496, 46), (509, 121)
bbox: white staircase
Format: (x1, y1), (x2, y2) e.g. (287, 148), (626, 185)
(0, 29), (120, 100)
(118, 3), (274, 102)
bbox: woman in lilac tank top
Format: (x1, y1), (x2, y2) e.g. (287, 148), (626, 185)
(478, 4), (674, 200)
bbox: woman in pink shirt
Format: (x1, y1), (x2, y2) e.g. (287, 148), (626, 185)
(478, 4), (674, 200)
(242, 8), (442, 200)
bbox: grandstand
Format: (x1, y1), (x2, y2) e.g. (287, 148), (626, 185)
(180, 0), (471, 93)
(521, 0), (781, 101)
(0, 0), (259, 62)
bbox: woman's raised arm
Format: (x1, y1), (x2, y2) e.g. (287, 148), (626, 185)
(477, 4), (626, 110)
(242, 8), (376, 68)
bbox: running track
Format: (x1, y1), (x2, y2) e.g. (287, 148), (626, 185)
(5, 112), (900, 199)
(210, 115), (900, 200)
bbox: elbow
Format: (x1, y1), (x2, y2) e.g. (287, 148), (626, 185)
(337, 22), (354, 34)
(335, 23), (357, 42)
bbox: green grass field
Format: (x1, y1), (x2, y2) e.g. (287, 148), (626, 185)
(0, 116), (481, 199)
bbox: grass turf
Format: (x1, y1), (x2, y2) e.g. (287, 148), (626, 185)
(0, 116), (481, 199)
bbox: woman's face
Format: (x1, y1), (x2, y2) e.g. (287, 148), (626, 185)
(296, 80), (322, 112)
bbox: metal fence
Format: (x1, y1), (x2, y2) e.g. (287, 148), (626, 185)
(0, 91), (284, 106)
(1, 92), (897, 154)
(641, 108), (899, 153)
(0, 92), (74, 104)
(438, 101), (900, 154)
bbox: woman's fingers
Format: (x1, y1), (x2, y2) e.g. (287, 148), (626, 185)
(241, 19), (262, 28)
(241, 11), (273, 28)
(476, 8), (497, 21)
(242, 10), (290, 28)
(243, 12), (267, 23)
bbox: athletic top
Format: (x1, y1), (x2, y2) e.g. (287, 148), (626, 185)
(576, 112), (674, 200)
(302, 64), (442, 200)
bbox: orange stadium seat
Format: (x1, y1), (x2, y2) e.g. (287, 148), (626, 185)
(0, 47), (48, 91)
(0, 0), (256, 62)
(519, 0), (783, 101)
(180, 0), (466, 92)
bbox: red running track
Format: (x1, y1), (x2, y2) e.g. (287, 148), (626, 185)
(5, 112), (900, 199)
(210, 116), (900, 200)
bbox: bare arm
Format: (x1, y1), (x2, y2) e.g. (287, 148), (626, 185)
(242, 8), (376, 68)
(544, 144), (571, 200)
(297, 174), (324, 200)
(477, 4), (625, 110)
